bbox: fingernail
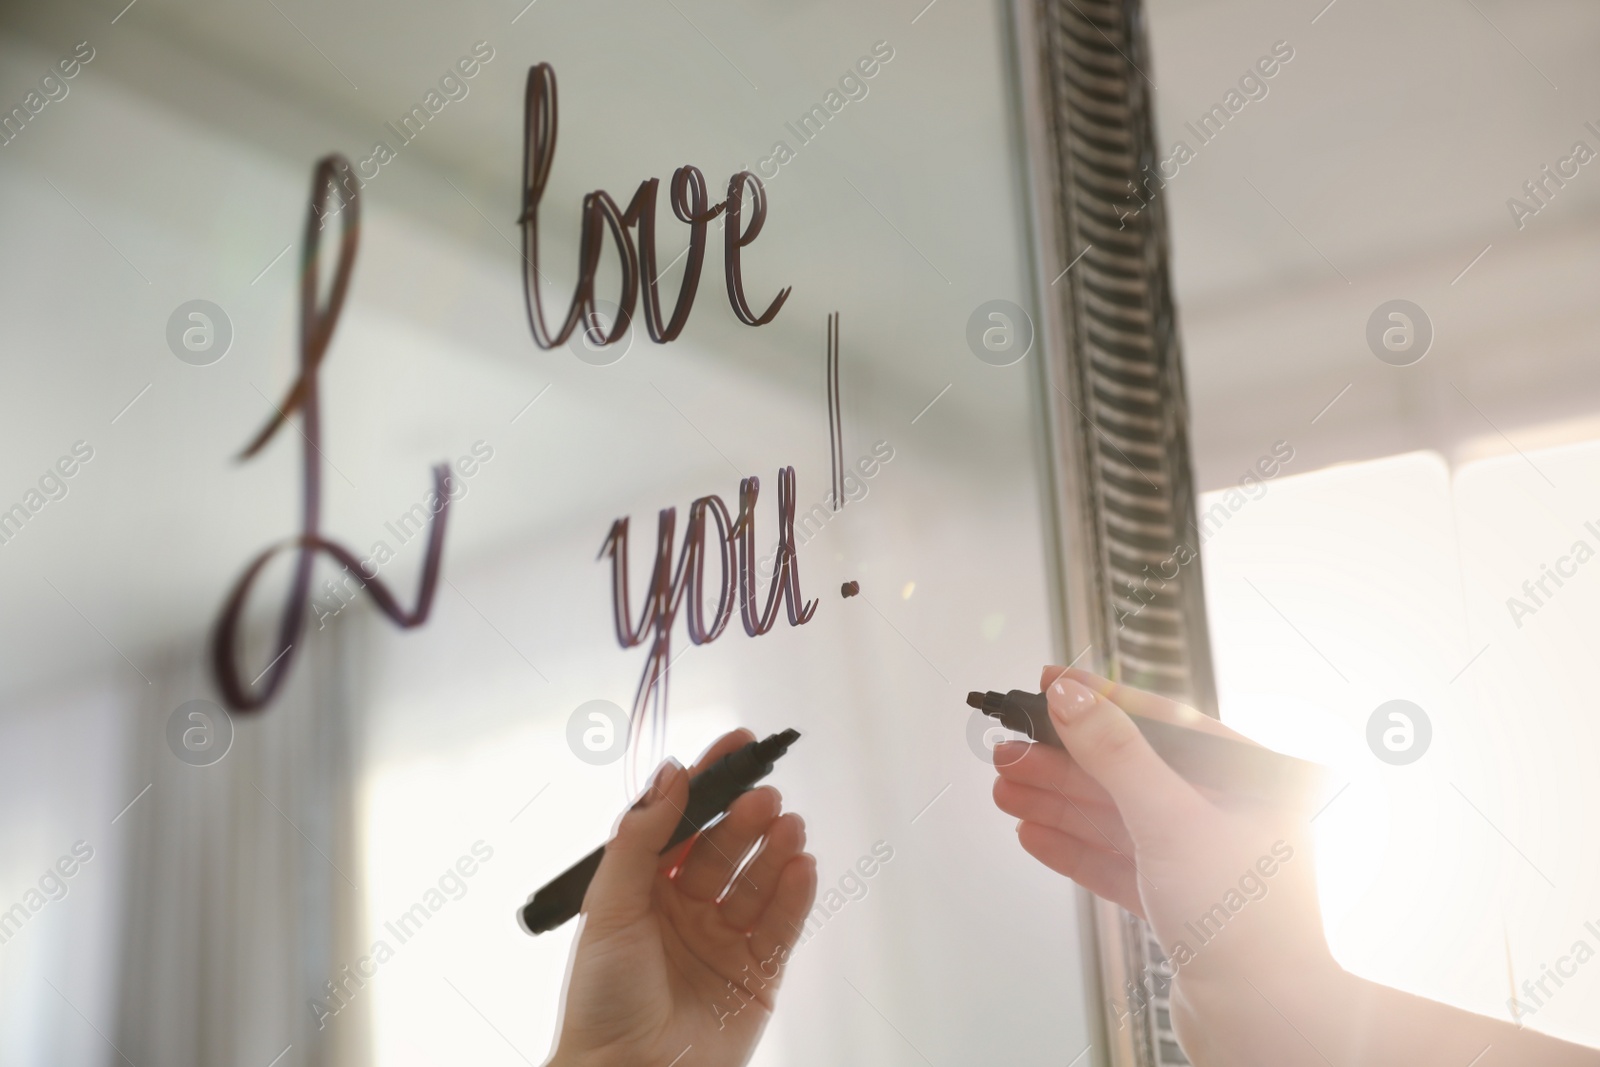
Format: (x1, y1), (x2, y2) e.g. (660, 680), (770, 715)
(636, 758), (682, 809)
(1048, 678), (1096, 722)
(993, 740), (1027, 767)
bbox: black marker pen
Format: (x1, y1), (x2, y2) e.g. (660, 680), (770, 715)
(968, 689), (1323, 803)
(518, 728), (801, 935)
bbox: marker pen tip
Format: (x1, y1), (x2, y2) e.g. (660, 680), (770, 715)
(757, 728), (801, 759)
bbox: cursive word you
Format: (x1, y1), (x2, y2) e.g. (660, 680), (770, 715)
(210, 156), (452, 712)
(601, 467), (815, 775)
(760, 440), (895, 580)
(519, 63), (791, 354)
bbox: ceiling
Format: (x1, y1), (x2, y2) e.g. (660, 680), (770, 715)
(1141, 0), (1600, 484)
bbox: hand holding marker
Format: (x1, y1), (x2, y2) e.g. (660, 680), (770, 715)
(969, 686), (1323, 803)
(519, 729), (801, 934)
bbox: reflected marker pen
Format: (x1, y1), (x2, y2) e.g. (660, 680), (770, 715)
(518, 728), (800, 935)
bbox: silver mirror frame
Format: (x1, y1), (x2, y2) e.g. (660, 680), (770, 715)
(1011, 1), (1218, 1064)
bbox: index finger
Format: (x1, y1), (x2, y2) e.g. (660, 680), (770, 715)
(658, 728), (760, 870)
(1043, 666), (1257, 745)
(688, 728), (758, 775)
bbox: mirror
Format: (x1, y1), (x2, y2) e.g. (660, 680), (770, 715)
(0, 1), (1097, 1063)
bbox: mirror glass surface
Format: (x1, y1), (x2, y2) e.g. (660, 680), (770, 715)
(0, 2), (1093, 1064)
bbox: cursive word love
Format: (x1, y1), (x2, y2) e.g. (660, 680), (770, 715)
(209, 155), (452, 712)
(519, 62), (791, 352)
(601, 467), (815, 773)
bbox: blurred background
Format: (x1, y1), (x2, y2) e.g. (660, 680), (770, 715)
(0, 0), (1596, 1064)
(1146, 0), (1600, 1051)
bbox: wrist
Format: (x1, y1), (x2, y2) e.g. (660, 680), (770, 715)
(1169, 952), (1351, 1066)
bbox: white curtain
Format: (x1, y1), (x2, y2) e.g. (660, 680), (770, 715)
(114, 613), (373, 1067)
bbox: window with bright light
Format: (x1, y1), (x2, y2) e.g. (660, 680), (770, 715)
(1200, 446), (1600, 1048)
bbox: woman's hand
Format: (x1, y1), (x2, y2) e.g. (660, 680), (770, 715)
(990, 667), (1336, 1064)
(992, 668), (1600, 1067)
(548, 729), (817, 1067)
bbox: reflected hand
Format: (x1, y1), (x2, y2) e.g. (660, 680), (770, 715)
(991, 668), (1334, 1065)
(549, 729), (817, 1067)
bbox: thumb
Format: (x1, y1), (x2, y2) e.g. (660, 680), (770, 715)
(584, 759), (688, 929)
(1046, 676), (1198, 839)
